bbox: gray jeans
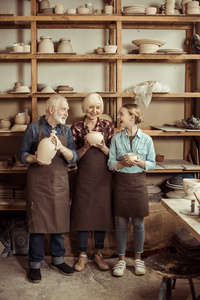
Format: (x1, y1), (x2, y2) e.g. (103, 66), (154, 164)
(116, 216), (144, 255)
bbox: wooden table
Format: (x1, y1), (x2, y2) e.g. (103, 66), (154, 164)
(161, 198), (200, 300)
(161, 198), (200, 243)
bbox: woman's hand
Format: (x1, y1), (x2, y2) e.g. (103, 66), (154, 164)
(95, 139), (109, 156)
(124, 153), (140, 166)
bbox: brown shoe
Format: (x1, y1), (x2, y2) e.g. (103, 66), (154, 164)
(94, 254), (109, 271)
(74, 255), (88, 272)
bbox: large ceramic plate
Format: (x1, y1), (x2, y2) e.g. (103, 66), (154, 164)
(132, 39), (166, 46)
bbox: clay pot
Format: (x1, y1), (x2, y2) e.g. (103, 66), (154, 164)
(15, 113), (26, 125)
(38, 36), (54, 53)
(86, 131), (103, 145)
(57, 38), (73, 53)
(183, 178), (200, 199)
(39, 0), (50, 12)
(127, 153), (138, 162)
(0, 119), (11, 129)
(37, 130), (59, 164)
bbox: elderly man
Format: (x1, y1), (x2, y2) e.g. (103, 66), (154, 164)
(17, 94), (78, 283)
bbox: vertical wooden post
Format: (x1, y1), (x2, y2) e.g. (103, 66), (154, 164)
(31, 19), (38, 121)
(116, 20), (122, 128)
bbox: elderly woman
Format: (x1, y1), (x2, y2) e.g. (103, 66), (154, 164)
(71, 93), (115, 272)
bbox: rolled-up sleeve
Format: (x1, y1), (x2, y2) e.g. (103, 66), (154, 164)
(144, 138), (156, 171)
(17, 125), (35, 167)
(66, 129), (79, 163)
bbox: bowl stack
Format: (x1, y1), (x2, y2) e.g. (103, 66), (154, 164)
(122, 5), (145, 15)
(165, 0), (175, 15)
(166, 174), (194, 199)
(77, 6), (90, 14)
(132, 39), (166, 54)
(57, 85), (74, 93)
(186, 1), (199, 14)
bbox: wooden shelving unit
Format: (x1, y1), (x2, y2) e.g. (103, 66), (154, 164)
(0, 0), (200, 210)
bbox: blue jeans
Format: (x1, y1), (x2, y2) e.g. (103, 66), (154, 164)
(78, 231), (106, 252)
(116, 216), (144, 255)
(28, 233), (66, 268)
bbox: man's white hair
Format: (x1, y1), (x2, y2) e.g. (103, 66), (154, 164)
(82, 93), (104, 114)
(46, 94), (68, 112)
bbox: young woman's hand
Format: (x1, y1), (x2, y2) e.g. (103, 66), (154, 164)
(124, 154), (140, 166)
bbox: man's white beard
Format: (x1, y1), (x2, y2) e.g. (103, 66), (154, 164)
(53, 111), (66, 125)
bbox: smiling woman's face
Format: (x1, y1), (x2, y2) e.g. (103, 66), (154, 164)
(86, 103), (101, 120)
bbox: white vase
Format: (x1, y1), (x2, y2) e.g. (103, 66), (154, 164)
(37, 130), (59, 164)
(57, 38), (73, 53)
(38, 36), (54, 53)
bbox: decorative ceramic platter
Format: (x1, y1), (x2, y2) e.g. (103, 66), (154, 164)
(132, 39), (166, 46)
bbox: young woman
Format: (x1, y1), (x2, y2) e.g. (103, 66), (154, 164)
(71, 93), (115, 272)
(108, 103), (156, 277)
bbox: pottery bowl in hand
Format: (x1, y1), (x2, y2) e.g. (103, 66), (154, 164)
(127, 153), (138, 163)
(86, 131), (103, 145)
(183, 178), (200, 199)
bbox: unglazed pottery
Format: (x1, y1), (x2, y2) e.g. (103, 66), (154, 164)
(0, 119), (11, 129)
(127, 153), (138, 162)
(146, 7), (157, 14)
(38, 36), (54, 53)
(39, 0), (50, 12)
(55, 5), (64, 14)
(104, 5), (113, 14)
(104, 45), (118, 53)
(183, 178), (200, 199)
(86, 131), (103, 145)
(15, 113), (26, 125)
(57, 38), (73, 53)
(40, 86), (55, 93)
(37, 130), (59, 164)
(15, 85), (30, 93)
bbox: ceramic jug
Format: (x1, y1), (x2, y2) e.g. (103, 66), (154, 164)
(39, 0), (50, 12)
(38, 36), (54, 53)
(57, 38), (73, 53)
(37, 130), (59, 164)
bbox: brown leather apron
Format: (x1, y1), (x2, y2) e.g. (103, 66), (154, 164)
(71, 127), (114, 231)
(26, 121), (70, 234)
(114, 172), (149, 218)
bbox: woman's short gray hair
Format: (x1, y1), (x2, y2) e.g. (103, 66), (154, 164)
(82, 93), (104, 113)
(46, 94), (68, 112)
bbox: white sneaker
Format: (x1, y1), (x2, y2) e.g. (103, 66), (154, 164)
(113, 260), (126, 277)
(133, 259), (146, 275)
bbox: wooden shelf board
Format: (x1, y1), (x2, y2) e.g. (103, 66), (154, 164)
(147, 169), (200, 173)
(0, 202), (26, 211)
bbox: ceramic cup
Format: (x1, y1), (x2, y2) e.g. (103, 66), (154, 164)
(104, 5), (113, 14)
(55, 5), (64, 14)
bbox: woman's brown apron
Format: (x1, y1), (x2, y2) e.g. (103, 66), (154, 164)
(114, 172), (149, 218)
(71, 127), (114, 231)
(26, 121), (70, 234)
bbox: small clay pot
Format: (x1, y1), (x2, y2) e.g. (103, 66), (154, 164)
(86, 131), (103, 145)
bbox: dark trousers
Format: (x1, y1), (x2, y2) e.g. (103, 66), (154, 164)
(78, 231), (106, 252)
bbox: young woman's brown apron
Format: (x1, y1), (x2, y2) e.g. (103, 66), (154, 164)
(26, 121), (70, 234)
(114, 172), (149, 218)
(71, 127), (114, 231)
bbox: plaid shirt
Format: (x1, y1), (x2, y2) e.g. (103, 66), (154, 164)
(71, 116), (115, 149)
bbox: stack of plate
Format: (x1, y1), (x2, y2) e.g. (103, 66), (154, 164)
(158, 48), (186, 54)
(123, 5), (145, 15)
(57, 85), (74, 93)
(166, 181), (185, 199)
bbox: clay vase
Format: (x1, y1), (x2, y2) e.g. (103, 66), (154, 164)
(86, 131), (103, 145)
(15, 113), (26, 124)
(57, 38), (73, 53)
(37, 130), (59, 164)
(39, 0), (50, 12)
(38, 36), (54, 53)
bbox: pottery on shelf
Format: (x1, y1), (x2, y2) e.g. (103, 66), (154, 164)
(40, 86), (55, 93)
(57, 38), (73, 53)
(37, 130), (59, 164)
(86, 131), (103, 145)
(0, 119), (11, 129)
(15, 85), (30, 93)
(13, 81), (22, 91)
(39, 0), (50, 12)
(55, 5), (64, 14)
(38, 36), (54, 53)
(104, 45), (118, 53)
(15, 109), (30, 125)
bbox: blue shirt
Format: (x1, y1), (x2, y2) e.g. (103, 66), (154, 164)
(17, 115), (78, 167)
(108, 128), (156, 173)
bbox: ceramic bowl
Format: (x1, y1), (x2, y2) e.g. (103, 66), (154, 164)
(40, 86), (55, 93)
(155, 154), (164, 162)
(66, 8), (76, 15)
(0, 119), (11, 129)
(183, 178), (200, 199)
(13, 45), (24, 52)
(77, 7), (90, 14)
(139, 44), (159, 53)
(86, 131), (103, 145)
(15, 86), (30, 93)
(104, 45), (118, 53)
(127, 153), (138, 163)
(146, 7), (157, 14)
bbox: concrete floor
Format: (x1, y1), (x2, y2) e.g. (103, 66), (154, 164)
(0, 256), (200, 300)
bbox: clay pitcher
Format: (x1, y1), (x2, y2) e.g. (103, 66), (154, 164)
(37, 130), (59, 164)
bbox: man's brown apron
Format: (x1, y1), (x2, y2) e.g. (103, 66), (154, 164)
(26, 121), (70, 234)
(71, 128), (114, 231)
(114, 172), (149, 218)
